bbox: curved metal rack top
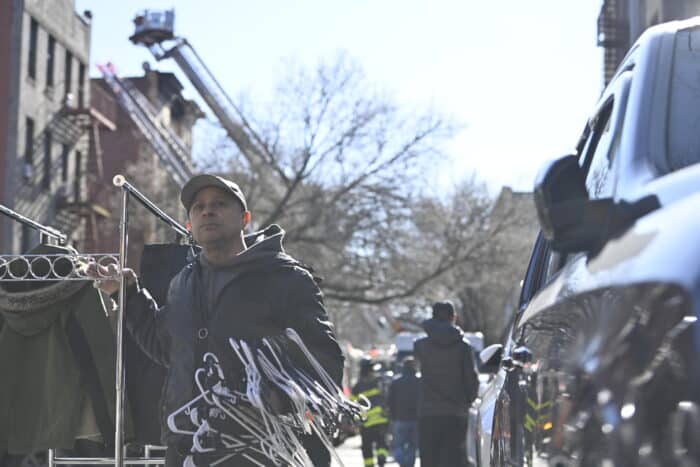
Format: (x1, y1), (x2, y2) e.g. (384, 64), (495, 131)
(0, 253), (120, 281)
(0, 204), (67, 245)
(112, 175), (189, 238)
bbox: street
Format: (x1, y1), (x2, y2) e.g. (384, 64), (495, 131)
(332, 435), (421, 467)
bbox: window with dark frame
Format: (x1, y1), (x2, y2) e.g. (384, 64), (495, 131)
(74, 150), (82, 201)
(64, 50), (73, 99)
(78, 62), (86, 108)
(46, 34), (55, 88)
(42, 130), (52, 190)
(24, 117), (34, 165)
(28, 17), (38, 79)
(61, 144), (69, 182)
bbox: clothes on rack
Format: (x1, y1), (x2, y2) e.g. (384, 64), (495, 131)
(0, 244), (128, 454)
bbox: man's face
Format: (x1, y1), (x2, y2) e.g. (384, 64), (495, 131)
(188, 186), (246, 246)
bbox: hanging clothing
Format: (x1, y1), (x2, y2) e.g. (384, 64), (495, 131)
(0, 244), (124, 454)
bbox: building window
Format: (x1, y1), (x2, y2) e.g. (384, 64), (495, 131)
(24, 117), (35, 179)
(78, 62), (86, 108)
(74, 150), (82, 201)
(28, 17), (38, 79)
(46, 34), (55, 88)
(61, 144), (69, 182)
(64, 50), (73, 101)
(42, 130), (52, 190)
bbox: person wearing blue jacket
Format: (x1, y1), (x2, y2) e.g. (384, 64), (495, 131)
(387, 357), (420, 467)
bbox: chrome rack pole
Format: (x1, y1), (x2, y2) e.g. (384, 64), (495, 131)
(112, 174), (188, 238)
(111, 174), (187, 467)
(0, 203), (67, 245)
(115, 177), (129, 467)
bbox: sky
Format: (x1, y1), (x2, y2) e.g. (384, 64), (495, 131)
(76, 0), (604, 194)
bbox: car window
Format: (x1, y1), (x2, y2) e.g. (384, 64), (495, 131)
(580, 70), (632, 199)
(518, 233), (550, 308)
(578, 100), (615, 199)
(665, 28), (700, 173)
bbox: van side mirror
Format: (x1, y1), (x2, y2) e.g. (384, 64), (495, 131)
(533, 155), (599, 252)
(479, 344), (503, 374)
(533, 155), (660, 253)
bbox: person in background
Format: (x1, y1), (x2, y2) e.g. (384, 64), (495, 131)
(352, 358), (390, 467)
(414, 301), (479, 467)
(386, 356), (420, 467)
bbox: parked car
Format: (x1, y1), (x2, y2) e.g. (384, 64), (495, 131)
(467, 343), (504, 467)
(471, 17), (700, 466)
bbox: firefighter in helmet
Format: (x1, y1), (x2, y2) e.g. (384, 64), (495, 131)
(352, 358), (390, 467)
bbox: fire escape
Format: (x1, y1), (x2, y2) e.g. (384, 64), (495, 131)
(598, 0), (630, 85)
(13, 99), (115, 242)
(97, 62), (194, 188)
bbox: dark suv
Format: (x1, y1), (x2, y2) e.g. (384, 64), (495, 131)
(470, 17), (700, 467)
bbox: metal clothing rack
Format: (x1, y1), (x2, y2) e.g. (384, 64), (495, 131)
(108, 174), (189, 467)
(0, 203), (118, 278)
(1, 179), (188, 466)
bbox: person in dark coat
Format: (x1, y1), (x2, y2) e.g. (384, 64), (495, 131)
(386, 357), (420, 467)
(96, 174), (344, 467)
(352, 358), (390, 467)
(413, 301), (479, 467)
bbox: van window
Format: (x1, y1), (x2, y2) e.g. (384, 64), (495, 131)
(579, 100), (616, 199)
(584, 108), (616, 198)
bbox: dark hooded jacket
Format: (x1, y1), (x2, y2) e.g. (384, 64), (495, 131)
(387, 366), (420, 421)
(124, 225), (344, 459)
(413, 318), (478, 418)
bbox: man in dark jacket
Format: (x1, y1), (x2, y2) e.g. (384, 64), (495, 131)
(97, 174), (344, 467)
(386, 357), (420, 467)
(352, 358), (390, 467)
(413, 301), (479, 467)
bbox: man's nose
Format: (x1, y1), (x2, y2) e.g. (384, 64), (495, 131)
(201, 203), (217, 216)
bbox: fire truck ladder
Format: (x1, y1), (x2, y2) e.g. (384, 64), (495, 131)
(129, 11), (273, 175)
(97, 63), (193, 188)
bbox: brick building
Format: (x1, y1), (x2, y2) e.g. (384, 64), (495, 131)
(87, 67), (202, 267)
(0, 0), (114, 253)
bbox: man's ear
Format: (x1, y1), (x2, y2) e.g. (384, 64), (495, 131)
(243, 211), (252, 228)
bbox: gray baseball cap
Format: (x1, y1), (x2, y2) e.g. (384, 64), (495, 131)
(180, 174), (248, 212)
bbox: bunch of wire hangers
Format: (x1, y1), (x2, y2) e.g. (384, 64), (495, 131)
(168, 328), (369, 467)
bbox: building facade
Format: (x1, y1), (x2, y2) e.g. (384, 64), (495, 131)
(87, 67), (202, 268)
(0, 0), (112, 253)
(598, 0), (700, 84)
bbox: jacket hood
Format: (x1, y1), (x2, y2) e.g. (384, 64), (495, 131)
(422, 318), (464, 347)
(0, 280), (88, 336)
(199, 224), (300, 273)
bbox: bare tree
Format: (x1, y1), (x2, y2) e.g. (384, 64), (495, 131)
(196, 53), (535, 345)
